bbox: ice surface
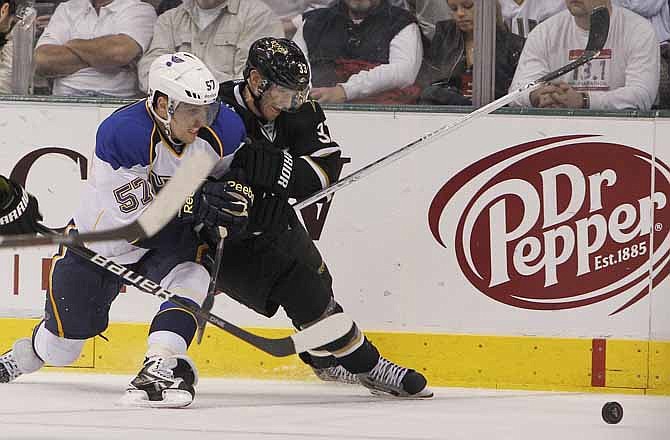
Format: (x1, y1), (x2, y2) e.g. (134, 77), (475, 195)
(0, 372), (668, 440)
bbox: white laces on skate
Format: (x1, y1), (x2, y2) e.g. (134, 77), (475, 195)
(146, 356), (177, 382)
(367, 357), (408, 388)
(0, 350), (22, 383)
(314, 365), (360, 384)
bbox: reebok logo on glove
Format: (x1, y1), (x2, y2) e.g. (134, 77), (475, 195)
(277, 151), (293, 190)
(225, 181), (254, 204)
(181, 192), (196, 215)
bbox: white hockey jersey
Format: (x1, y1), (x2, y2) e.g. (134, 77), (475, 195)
(73, 99), (246, 264)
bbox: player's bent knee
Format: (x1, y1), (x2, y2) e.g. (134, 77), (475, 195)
(33, 322), (86, 366)
(162, 262), (210, 305)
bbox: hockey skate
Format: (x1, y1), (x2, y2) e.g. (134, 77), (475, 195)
(0, 349), (21, 383)
(358, 357), (433, 399)
(0, 338), (44, 383)
(119, 355), (198, 408)
(313, 365), (360, 384)
(300, 352), (360, 385)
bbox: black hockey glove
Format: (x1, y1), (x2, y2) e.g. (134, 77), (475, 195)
(231, 141), (294, 199)
(248, 192), (291, 236)
(0, 175), (43, 236)
(178, 169), (254, 239)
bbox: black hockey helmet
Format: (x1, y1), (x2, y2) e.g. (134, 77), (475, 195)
(244, 37), (311, 92)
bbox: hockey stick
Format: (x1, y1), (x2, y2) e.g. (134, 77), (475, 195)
(293, 6), (610, 211)
(195, 228), (227, 344)
(0, 150), (217, 249)
(35, 224), (354, 357)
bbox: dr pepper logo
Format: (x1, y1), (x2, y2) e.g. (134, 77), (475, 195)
(428, 135), (670, 315)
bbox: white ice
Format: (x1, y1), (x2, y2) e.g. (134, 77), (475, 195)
(1, 372), (668, 440)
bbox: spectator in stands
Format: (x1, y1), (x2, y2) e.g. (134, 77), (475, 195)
(293, 0), (423, 104)
(0, 0), (16, 94)
(34, 1), (61, 37)
(261, 0), (331, 37)
(34, 0), (156, 98)
(612, 1), (670, 108)
(498, 0), (566, 38)
(155, 0), (181, 15)
(419, 0), (525, 105)
(612, 0), (670, 44)
(509, 0), (659, 110)
(138, 0), (282, 92)
(412, 0), (452, 41)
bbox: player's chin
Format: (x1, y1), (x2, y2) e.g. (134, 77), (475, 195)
(179, 132), (198, 144)
(264, 107), (282, 121)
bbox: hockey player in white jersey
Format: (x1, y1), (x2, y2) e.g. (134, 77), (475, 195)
(0, 52), (253, 408)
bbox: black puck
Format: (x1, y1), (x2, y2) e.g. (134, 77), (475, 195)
(602, 401), (623, 424)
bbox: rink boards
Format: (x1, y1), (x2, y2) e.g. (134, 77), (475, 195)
(0, 99), (669, 395)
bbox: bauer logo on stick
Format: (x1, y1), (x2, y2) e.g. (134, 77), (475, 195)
(428, 135), (670, 315)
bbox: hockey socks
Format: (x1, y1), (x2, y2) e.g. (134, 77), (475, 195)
(148, 298), (199, 349)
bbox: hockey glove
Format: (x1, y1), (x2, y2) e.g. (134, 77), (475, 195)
(231, 141), (294, 199)
(248, 192), (291, 236)
(0, 175), (43, 236)
(179, 170), (254, 239)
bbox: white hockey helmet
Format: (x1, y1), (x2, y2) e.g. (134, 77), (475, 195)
(148, 52), (220, 141)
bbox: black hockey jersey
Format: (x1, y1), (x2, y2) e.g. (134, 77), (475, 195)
(218, 80), (342, 200)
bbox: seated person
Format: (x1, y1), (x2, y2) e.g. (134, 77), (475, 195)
(34, 0), (156, 98)
(413, 0), (452, 41)
(260, 0), (331, 37)
(293, 0), (423, 105)
(509, 0), (659, 110)
(612, 0), (669, 44)
(498, 0), (567, 38)
(138, 0), (283, 92)
(420, 0), (525, 105)
(0, 0), (16, 94)
(612, 1), (670, 108)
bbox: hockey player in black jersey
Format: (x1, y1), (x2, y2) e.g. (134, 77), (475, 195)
(211, 37), (432, 398)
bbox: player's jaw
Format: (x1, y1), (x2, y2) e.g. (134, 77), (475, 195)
(260, 99), (282, 122)
(170, 122), (203, 144)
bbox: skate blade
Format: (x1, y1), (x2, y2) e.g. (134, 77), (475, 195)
(368, 387), (434, 399)
(117, 389), (194, 408)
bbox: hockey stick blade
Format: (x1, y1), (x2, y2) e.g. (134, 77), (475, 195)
(0, 150), (217, 249)
(34, 224), (354, 357)
(293, 6), (610, 211)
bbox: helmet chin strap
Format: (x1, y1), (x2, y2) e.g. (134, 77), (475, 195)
(150, 97), (184, 146)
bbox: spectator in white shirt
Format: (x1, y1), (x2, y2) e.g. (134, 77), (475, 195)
(509, 0), (659, 110)
(260, 0), (331, 37)
(612, 0), (670, 44)
(498, 0), (567, 38)
(611, 1), (670, 108)
(34, 0), (156, 97)
(293, 0), (423, 104)
(0, 0), (16, 94)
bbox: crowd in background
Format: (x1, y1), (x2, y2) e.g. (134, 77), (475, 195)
(0, 0), (668, 110)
